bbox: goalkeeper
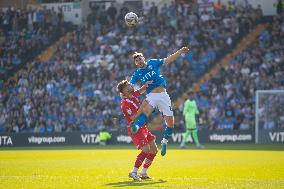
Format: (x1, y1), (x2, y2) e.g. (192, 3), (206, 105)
(180, 90), (204, 149)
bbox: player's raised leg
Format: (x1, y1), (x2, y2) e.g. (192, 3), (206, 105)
(161, 115), (174, 156)
(156, 93), (174, 156)
(129, 100), (151, 134)
(130, 113), (148, 134)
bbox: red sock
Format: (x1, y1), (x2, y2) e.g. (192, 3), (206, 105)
(143, 153), (156, 169)
(134, 151), (147, 168)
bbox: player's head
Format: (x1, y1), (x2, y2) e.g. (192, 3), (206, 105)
(132, 52), (146, 68)
(117, 80), (134, 98)
(187, 89), (194, 99)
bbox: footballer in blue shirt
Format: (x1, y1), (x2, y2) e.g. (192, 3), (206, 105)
(129, 47), (190, 156)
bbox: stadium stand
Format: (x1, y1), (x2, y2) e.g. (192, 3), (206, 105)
(0, 7), (72, 83)
(1, 0), (280, 134)
(193, 15), (284, 130)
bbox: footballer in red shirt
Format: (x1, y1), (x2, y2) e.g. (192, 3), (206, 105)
(117, 80), (158, 181)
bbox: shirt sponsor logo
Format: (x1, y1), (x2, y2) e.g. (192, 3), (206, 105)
(141, 71), (156, 82)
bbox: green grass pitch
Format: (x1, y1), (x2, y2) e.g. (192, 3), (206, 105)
(0, 144), (284, 189)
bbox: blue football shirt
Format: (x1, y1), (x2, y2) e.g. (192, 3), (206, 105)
(130, 59), (166, 94)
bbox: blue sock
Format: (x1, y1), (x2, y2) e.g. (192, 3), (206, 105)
(135, 113), (148, 128)
(163, 127), (173, 140)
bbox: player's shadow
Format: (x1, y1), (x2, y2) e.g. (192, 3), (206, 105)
(106, 179), (167, 187)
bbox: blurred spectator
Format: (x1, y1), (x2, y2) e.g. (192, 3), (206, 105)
(143, 1), (151, 16)
(149, 2), (158, 17)
(107, 3), (117, 25)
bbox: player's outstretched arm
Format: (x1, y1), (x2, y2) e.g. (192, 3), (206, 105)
(164, 47), (189, 65)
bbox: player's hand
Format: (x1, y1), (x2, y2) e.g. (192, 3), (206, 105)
(180, 47), (190, 54)
(144, 81), (153, 88)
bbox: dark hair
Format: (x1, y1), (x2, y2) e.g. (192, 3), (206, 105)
(117, 80), (129, 93)
(187, 89), (194, 96)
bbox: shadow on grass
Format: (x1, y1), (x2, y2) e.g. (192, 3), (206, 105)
(105, 179), (167, 188)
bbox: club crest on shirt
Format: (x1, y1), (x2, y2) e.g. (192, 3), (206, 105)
(148, 65), (153, 69)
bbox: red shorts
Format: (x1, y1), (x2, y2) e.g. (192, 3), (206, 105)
(127, 125), (156, 149)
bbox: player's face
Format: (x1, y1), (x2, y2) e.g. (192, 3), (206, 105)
(122, 83), (134, 97)
(134, 56), (146, 68)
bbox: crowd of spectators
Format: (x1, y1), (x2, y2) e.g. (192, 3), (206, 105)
(0, 6), (71, 86)
(192, 15), (284, 130)
(0, 0), (270, 133)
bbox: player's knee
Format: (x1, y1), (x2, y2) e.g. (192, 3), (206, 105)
(143, 108), (151, 116)
(143, 106), (153, 116)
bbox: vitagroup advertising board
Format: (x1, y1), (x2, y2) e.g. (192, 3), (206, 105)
(0, 130), (255, 147)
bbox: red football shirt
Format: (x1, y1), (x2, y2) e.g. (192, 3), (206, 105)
(121, 90), (141, 125)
